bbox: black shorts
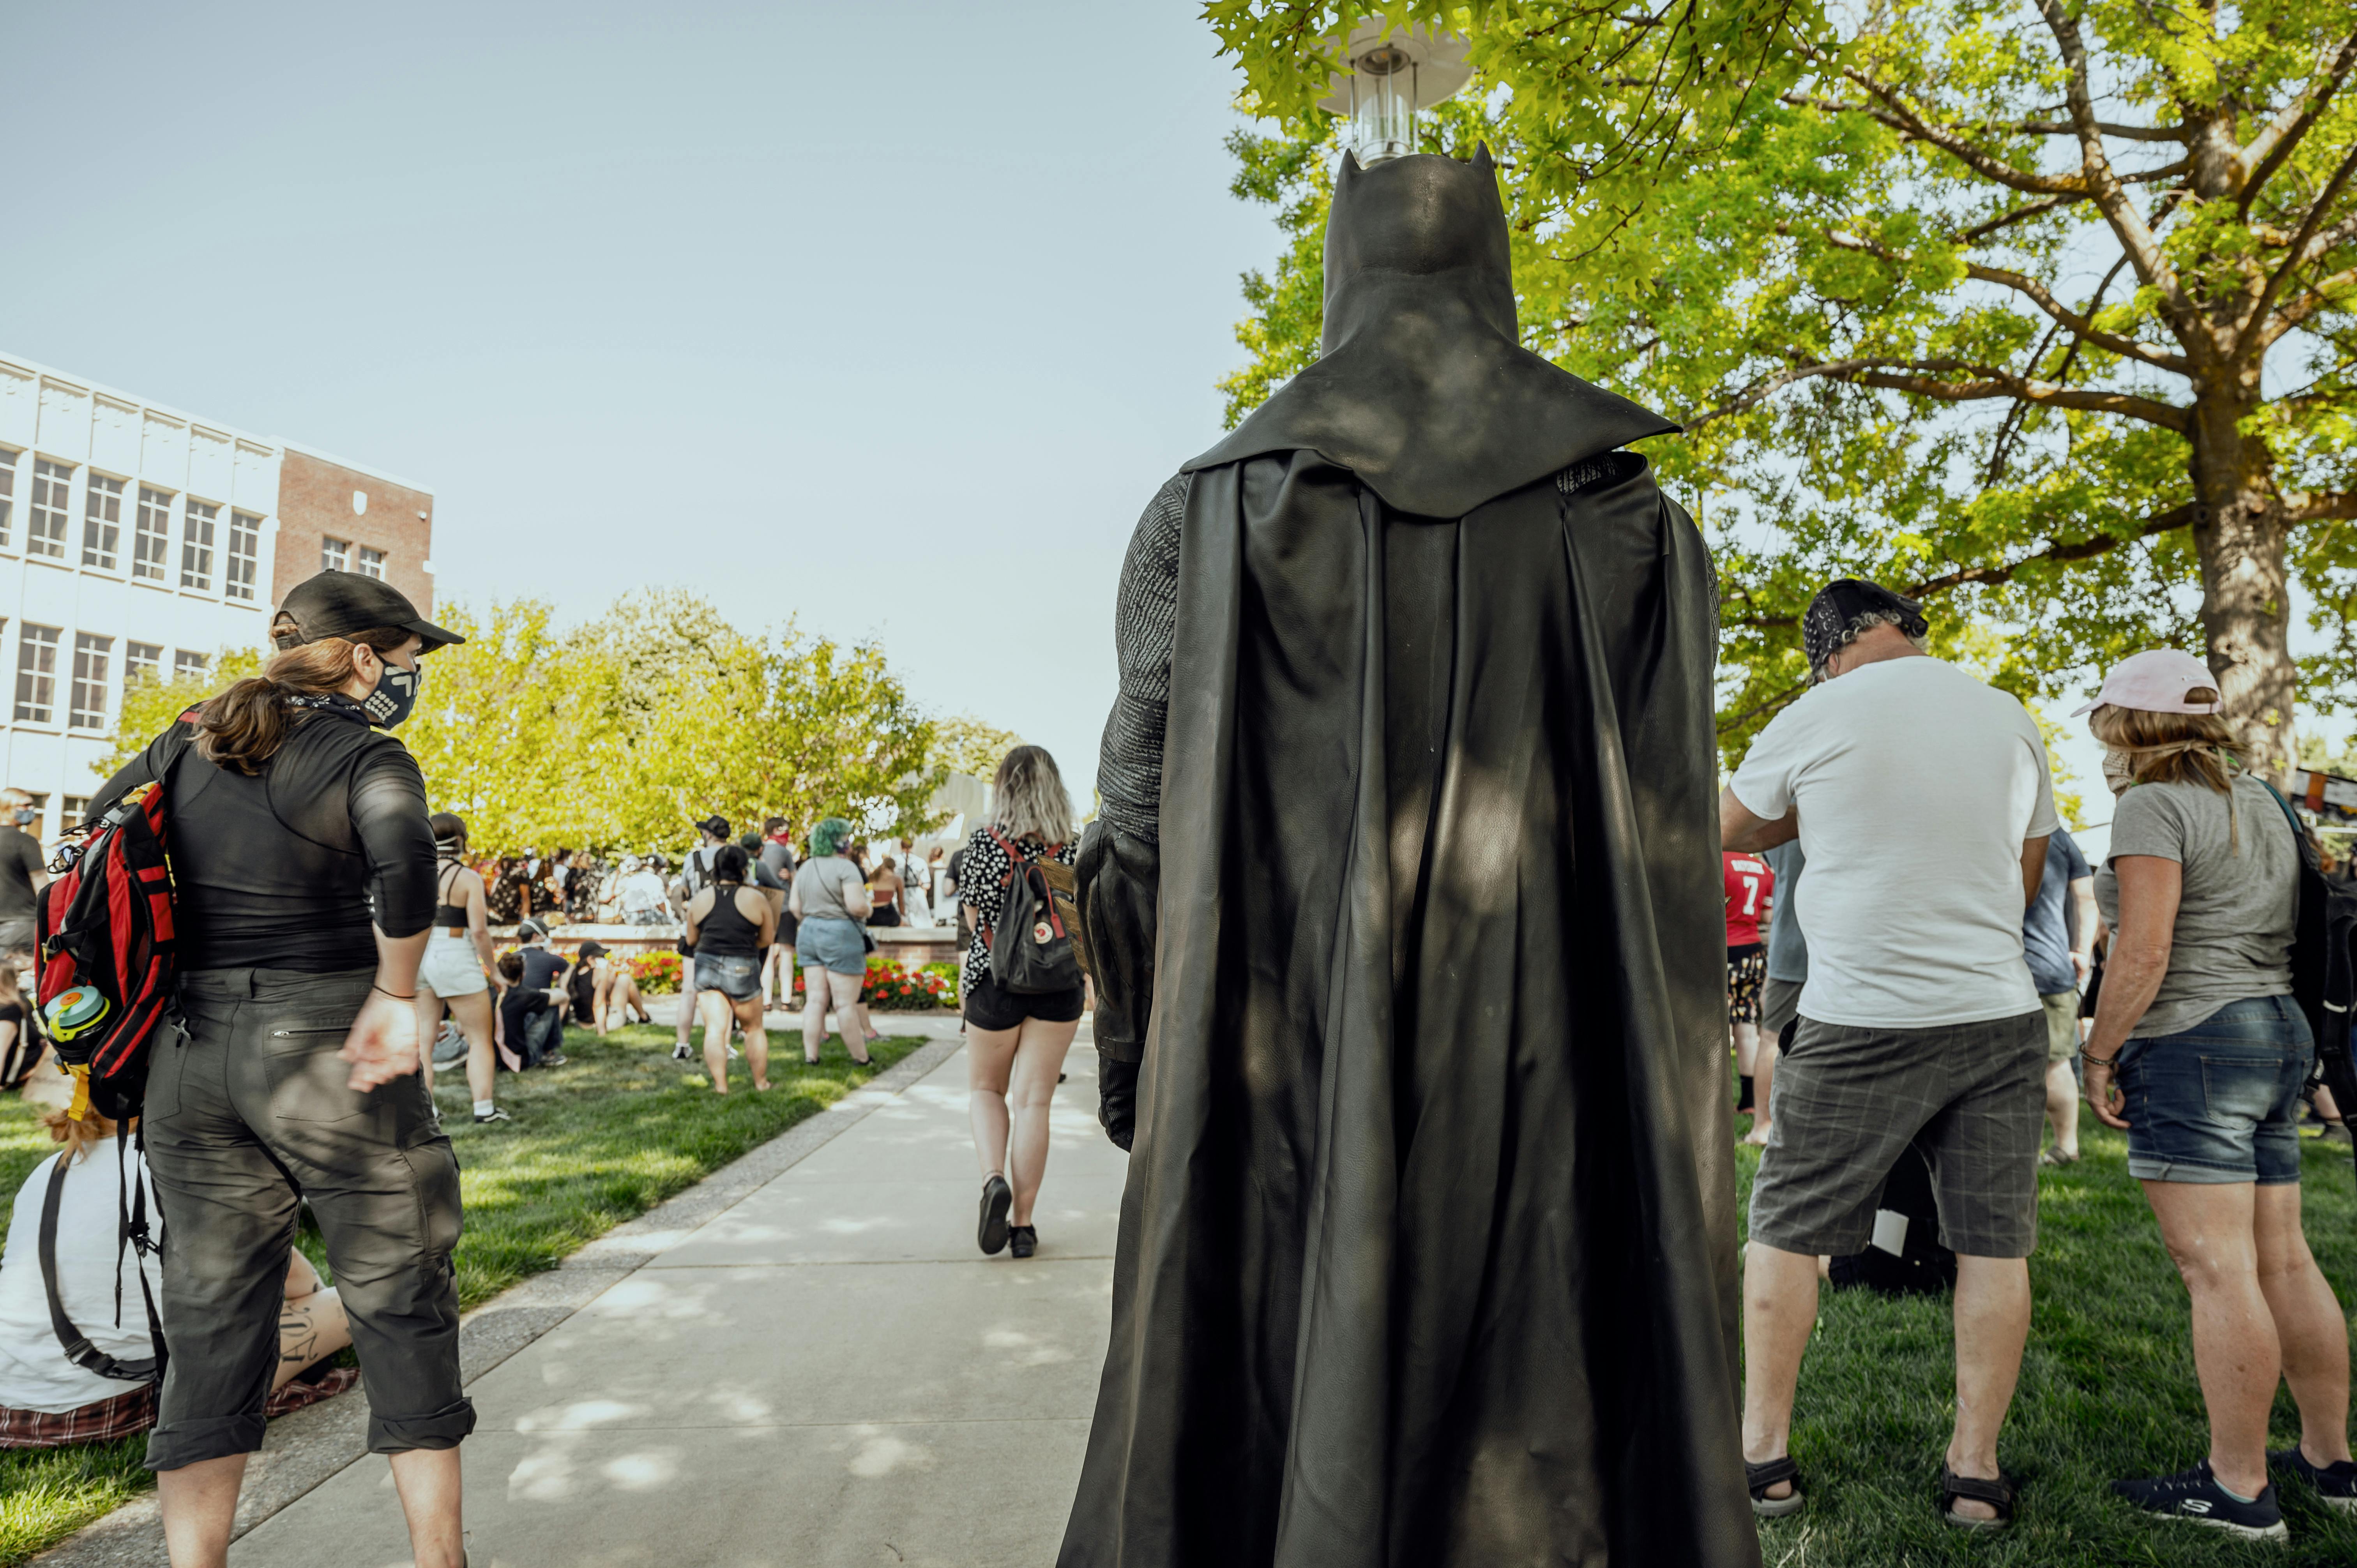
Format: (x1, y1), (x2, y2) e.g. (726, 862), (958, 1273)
(964, 970), (1084, 1032)
(776, 910), (799, 946)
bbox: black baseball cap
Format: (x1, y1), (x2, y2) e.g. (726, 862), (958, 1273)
(274, 570), (464, 652)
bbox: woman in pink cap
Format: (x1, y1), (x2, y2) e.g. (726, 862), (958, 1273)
(2077, 648), (2353, 1538)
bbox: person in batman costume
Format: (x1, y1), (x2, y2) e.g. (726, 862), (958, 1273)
(1061, 146), (1758, 1568)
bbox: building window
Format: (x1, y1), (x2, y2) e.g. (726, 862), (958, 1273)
(182, 500), (217, 589)
(70, 633), (113, 729)
(134, 487), (173, 581)
(357, 546), (385, 579)
(28, 459), (72, 559)
(83, 473), (124, 570)
(60, 796), (90, 832)
(14, 624), (60, 722)
(126, 641), (163, 684)
(0, 446), (16, 549)
(174, 649), (210, 681)
(322, 536), (349, 572)
(226, 512), (261, 601)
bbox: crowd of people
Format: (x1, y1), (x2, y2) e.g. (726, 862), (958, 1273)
(2, 545), (2354, 1561)
(1721, 582), (2356, 1542)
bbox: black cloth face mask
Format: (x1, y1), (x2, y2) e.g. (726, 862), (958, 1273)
(356, 656), (423, 727)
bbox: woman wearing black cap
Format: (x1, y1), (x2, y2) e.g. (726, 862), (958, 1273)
(87, 570), (475, 1568)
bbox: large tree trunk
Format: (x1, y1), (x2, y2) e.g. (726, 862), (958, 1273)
(2189, 384), (2298, 779)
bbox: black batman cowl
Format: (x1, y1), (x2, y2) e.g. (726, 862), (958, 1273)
(1184, 145), (1676, 518)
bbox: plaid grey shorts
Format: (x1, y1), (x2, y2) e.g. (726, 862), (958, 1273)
(1749, 1009), (2047, 1259)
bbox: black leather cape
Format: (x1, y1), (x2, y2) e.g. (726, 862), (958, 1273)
(1062, 149), (1756, 1568)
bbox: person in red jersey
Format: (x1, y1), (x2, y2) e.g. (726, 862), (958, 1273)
(1725, 849), (1776, 1128)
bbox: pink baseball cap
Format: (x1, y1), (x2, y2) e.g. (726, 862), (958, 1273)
(2071, 649), (2223, 717)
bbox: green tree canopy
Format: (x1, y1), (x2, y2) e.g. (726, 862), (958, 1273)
(1210, 2), (2357, 770)
(94, 592), (976, 856)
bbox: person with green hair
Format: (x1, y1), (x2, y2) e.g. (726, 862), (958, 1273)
(788, 817), (878, 1067)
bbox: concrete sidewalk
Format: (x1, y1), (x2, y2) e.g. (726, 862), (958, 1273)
(227, 1030), (1121, 1568)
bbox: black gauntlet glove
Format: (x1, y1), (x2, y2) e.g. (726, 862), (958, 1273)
(1098, 1052), (1138, 1151)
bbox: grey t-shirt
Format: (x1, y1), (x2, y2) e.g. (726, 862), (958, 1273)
(791, 856), (865, 923)
(2094, 773), (2298, 1038)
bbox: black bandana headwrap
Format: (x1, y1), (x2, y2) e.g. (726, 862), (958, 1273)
(1802, 578), (1928, 679)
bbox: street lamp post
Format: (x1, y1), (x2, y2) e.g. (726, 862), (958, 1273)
(1316, 17), (1472, 163)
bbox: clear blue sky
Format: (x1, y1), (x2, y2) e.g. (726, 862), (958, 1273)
(2, 1), (1278, 802)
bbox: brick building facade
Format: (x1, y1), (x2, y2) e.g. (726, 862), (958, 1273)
(271, 445), (435, 614)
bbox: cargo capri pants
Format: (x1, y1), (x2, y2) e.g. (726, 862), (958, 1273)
(141, 966), (474, 1471)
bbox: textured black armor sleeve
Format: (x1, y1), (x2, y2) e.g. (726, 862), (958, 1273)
(1094, 473), (1186, 848)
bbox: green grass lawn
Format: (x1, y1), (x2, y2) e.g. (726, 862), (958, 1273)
(3, 1050), (2352, 1565)
(0, 1020), (924, 1567)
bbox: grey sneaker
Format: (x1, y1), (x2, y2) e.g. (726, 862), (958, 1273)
(473, 1107), (512, 1125)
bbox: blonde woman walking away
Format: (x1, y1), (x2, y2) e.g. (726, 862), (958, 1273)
(958, 745), (1083, 1260)
(416, 814), (516, 1123)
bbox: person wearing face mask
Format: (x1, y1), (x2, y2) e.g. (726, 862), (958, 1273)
(86, 569), (475, 1568)
(0, 787), (51, 958)
(2075, 649), (2353, 1537)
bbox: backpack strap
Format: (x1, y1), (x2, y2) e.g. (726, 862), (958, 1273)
(39, 1151), (161, 1386)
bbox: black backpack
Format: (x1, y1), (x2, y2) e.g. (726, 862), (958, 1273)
(983, 829), (1084, 994)
(2260, 783), (2357, 1167)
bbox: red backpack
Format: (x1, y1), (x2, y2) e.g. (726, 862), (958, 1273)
(34, 714), (198, 1121)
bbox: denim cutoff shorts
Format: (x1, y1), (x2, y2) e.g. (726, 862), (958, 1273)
(692, 952), (762, 1001)
(2117, 994), (2313, 1185)
(797, 916), (868, 977)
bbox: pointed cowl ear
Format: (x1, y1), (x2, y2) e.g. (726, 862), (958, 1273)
(1470, 141), (1495, 173)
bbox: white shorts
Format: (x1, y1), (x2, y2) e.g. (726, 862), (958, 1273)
(419, 934), (489, 998)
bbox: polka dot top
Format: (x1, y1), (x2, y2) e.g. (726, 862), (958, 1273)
(956, 827), (1077, 990)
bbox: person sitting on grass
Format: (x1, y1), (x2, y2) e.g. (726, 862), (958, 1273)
(511, 920), (570, 1069)
(0, 1111), (357, 1448)
(586, 943), (652, 1035)
(496, 953), (559, 1075)
(682, 844), (777, 1095)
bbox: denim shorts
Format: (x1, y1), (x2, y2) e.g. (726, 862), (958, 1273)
(2117, 995), (2313, 1185)
(797, 916), (868, 977)
(692, 952), (761, 1001)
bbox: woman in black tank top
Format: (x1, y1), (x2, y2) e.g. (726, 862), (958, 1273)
(682, 844), (777, 1094)
(416, 814), (518, 1121)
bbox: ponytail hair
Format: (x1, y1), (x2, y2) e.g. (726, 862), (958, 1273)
(196, 620), (410, 774)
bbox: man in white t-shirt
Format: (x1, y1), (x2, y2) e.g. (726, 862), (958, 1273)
(1721, 579), (2057, 1529)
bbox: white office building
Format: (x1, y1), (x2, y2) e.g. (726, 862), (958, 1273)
(0, 353), (440, 857)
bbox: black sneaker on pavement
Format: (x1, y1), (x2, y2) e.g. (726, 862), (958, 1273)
(2270, 1448), (2357, 1514)
(473, 1107), (512, 1125)
(2111, 1461), (2287, 1540)
(977, 1174), (1012, 1256)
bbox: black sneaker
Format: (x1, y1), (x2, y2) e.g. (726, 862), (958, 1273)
(2112, 1461), (2286, 1540)
(671, 1042), (692, 1062)
(473, 1107), (512, 1125)
(1008, 1224), (1037, 1259)
(540, 1052), (568, 1068)
(2270, 1447), (2357, 1515)
(977, 1174), (1012, 1256)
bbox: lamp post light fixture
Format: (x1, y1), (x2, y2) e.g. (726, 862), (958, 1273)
(1316, 17), (1472, 164)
